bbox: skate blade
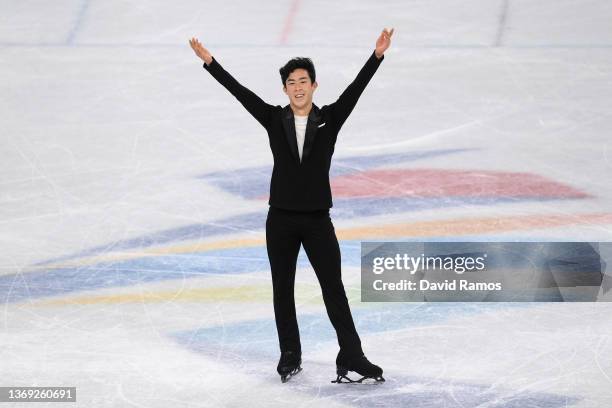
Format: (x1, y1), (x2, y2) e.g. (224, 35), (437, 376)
(280, 366), (302, 383)
(331, 374), (385, 384)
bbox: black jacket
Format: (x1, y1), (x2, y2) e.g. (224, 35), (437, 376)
(203, 51), (384, 211)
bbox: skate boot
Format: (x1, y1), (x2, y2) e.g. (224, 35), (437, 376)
(332, 351), (384, 384)
(277, 350), (302, 383)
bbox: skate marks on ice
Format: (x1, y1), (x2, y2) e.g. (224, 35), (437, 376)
(29, 147), (599, 269)
(30, 150), (469, 267)
(0, 243), (340, 304)
(6, 225), (612, 304)
(198, 149), (589, 203)
(2, 239), (578, 305)
(197, 149), (474, 199)
(289, 371), (577, 408)
(169, 304), (577, 407)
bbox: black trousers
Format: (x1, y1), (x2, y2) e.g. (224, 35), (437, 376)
(266, 206), (363, 357)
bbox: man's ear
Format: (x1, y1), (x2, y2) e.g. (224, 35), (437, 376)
(283, 86), (288, 95)
(312, 81), (318, 91)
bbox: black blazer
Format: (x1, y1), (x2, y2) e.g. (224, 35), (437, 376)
(203, 51), (384, 211)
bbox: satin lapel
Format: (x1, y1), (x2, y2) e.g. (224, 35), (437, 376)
(302, 104), (322, 162)
(281, 105), (300, 163)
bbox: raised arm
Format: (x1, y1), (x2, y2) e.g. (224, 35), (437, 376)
(189, 37), (273, 128)
(329, 28), (394, 131)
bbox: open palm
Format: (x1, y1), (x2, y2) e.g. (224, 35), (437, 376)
(189, 37), (213, 65)
(375, 28), (394, 58)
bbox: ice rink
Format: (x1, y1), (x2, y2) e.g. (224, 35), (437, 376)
(2, 0), (612, 406)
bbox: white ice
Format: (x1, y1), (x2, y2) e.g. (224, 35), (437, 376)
(2, 0), (612, 407)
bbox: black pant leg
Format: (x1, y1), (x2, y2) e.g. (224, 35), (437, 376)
(301, 212), (363, 357)
(266, 208), (302, 353)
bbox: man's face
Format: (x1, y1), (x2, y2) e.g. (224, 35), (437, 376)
(283, 68), (317, 110)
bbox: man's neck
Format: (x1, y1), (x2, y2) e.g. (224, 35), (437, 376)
(290, 102), (312, 117)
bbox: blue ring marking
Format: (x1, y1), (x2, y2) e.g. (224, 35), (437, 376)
(3, 41), (612, 49)
(65, 0), (91, 45)
(4, 240), (603, 303)
(198, 148), (475, 199)
(34, 195), (575, 268)
(2, 242), (355, 303)
(170, 303), (577, 407)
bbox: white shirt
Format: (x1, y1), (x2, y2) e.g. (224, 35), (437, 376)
(294, 115), (308, 162)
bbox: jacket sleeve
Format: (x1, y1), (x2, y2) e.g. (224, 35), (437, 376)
(329, 51), (384, 132)
(203, 57), (273, 128)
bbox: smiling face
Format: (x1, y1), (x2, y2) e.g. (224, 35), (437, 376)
(283, 68), (317, 112)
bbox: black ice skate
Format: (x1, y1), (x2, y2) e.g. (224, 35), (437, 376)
(277, 351), (302, 383)
(332, 352), (385, 384)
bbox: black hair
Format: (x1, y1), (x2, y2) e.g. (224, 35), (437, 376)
(279, 57), (316, 86)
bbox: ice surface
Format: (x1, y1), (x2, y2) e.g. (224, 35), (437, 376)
(1, 0), (612, 406)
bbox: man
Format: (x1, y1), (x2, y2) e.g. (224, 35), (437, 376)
(189, 28), (393, 383)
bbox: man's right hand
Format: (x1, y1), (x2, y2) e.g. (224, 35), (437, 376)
(189, 37), (213, 65)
